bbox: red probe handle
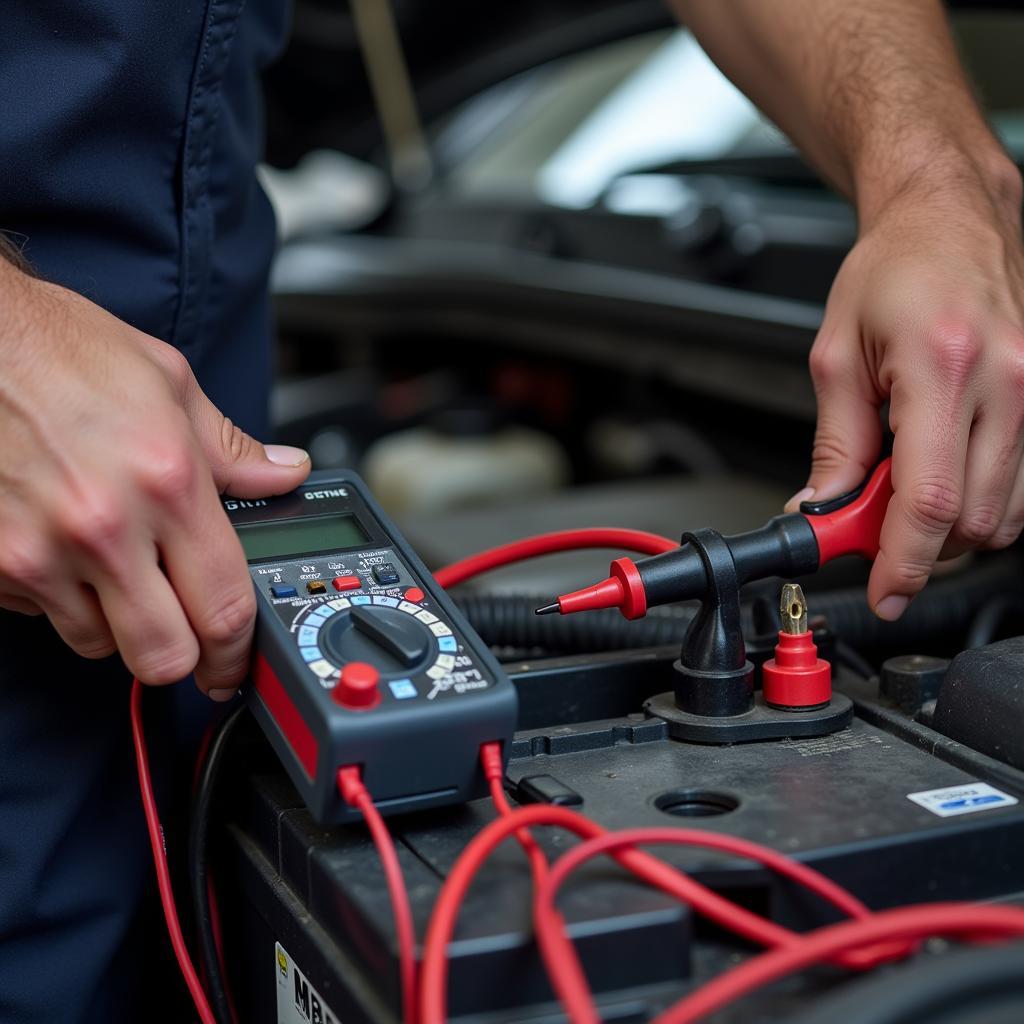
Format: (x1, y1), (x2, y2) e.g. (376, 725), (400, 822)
(803, 458), (893, 565)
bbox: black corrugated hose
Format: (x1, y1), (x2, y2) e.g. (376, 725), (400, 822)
(454, 554), (1023, 656)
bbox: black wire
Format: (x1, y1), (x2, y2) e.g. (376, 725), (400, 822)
(789, 942), (1024, 1024)
(965, 594), (1024, 650)
(835, 640), (875, 681)
(188, 704), (247, 1024)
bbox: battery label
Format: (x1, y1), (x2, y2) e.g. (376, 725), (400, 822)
(275, 942), (341, 1024)
(907, 782), (1019, 818)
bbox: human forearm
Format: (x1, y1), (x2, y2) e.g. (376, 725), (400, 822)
(675, 1), (1024, 620)
(672, 0), (1020, 224)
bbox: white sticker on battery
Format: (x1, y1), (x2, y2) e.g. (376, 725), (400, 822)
(907, 783), (1018, 818)
(275, 941), (341, 1024)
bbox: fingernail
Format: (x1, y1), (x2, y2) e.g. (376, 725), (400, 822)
(208, 687), (239, 702)
(874, 595), (909, 621)
(784, 487), (815, 512)
(265, 444), (309, 467)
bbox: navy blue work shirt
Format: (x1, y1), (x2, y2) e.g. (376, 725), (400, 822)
(1, 0), (286, 435)
(0, 3), (288, 1021)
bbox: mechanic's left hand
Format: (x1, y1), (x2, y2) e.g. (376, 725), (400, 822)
(785, 166), (1024, 620)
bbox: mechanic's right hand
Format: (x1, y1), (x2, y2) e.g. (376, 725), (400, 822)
(0, 262), (310, 698)
(783, 159), (1024, 622)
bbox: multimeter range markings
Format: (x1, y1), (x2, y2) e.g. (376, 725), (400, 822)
(285, 591), (462, 698)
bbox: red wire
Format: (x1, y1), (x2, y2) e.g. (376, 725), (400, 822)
(337, 766), (418, 1024)
(432, 528), (677, 589)
(419, 797), (876, 1024)
(480, 743), (549, 886)
(419, 804), (579, 1024)
(532, 828), (911, 1023)
(653, 902), (1024, 1024)
(130, 678), (218, 1024)
(483, 744), (616, 1024)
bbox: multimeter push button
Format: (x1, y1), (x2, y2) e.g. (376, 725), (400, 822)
(333, 575), (362, 592)
(333, 662), (380, 710)
(372, 563), (401, 585)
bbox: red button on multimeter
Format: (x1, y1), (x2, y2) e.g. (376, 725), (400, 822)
(333, 575), (362, 592)
(333, 661), (381, 710)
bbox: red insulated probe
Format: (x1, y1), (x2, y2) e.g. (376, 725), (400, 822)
(536, 458), (893, 619)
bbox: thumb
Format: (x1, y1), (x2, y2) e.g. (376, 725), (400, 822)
(785, 335), (883, 512)
(189, 389), (310, 498)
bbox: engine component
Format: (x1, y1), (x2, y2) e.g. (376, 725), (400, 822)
(933, 637), (1024, 771)
(879, 654), (949, 716)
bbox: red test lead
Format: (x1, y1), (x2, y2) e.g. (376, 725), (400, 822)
(537, 458), (894, 620)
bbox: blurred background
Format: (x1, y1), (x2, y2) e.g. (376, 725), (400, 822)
(258, 0), (1024, 599)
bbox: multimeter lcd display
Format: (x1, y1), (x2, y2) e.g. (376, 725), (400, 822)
(236, 514), (369, 561)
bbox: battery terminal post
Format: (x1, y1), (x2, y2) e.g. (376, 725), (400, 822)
(762, 584), (832, 711)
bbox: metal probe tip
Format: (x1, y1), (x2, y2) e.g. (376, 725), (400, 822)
(535, 602), (559, 616)
(780, 583), (808, 635)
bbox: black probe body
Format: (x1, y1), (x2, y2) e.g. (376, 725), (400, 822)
(537, 459), (893, 620)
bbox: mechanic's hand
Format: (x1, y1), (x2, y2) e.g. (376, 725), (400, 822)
(785, 170), (1024, 620)
(0, 262), (310, 696)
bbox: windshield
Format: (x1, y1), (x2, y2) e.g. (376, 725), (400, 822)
(436, 13), (1024, 209)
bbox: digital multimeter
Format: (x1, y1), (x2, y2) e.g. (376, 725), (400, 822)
(224, 471), (518, 825)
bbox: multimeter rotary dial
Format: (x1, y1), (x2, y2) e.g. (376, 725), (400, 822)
(319, 606), (433, 674)
(292, 595), (459, 688)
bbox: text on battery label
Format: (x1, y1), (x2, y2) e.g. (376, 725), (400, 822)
(275, 941), (341, 1024)
(907, 782), (1019, 818)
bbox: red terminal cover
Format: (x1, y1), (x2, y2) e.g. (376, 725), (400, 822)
(762, 631), (832, 709)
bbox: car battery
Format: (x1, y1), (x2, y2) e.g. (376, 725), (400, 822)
(213, 649), (1024, 1024)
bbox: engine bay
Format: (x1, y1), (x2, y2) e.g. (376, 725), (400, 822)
(212, 565), (1024, 1022)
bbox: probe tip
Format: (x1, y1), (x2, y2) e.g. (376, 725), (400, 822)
(779, 583), (808, 635)
(534, 602), (560, 616)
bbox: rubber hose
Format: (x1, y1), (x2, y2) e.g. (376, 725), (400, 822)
(455, 554), (1023, 655)
(965, 593), (1024, 649)
(454, 595), (699, 652)
(789, 942), (1024, 1024)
